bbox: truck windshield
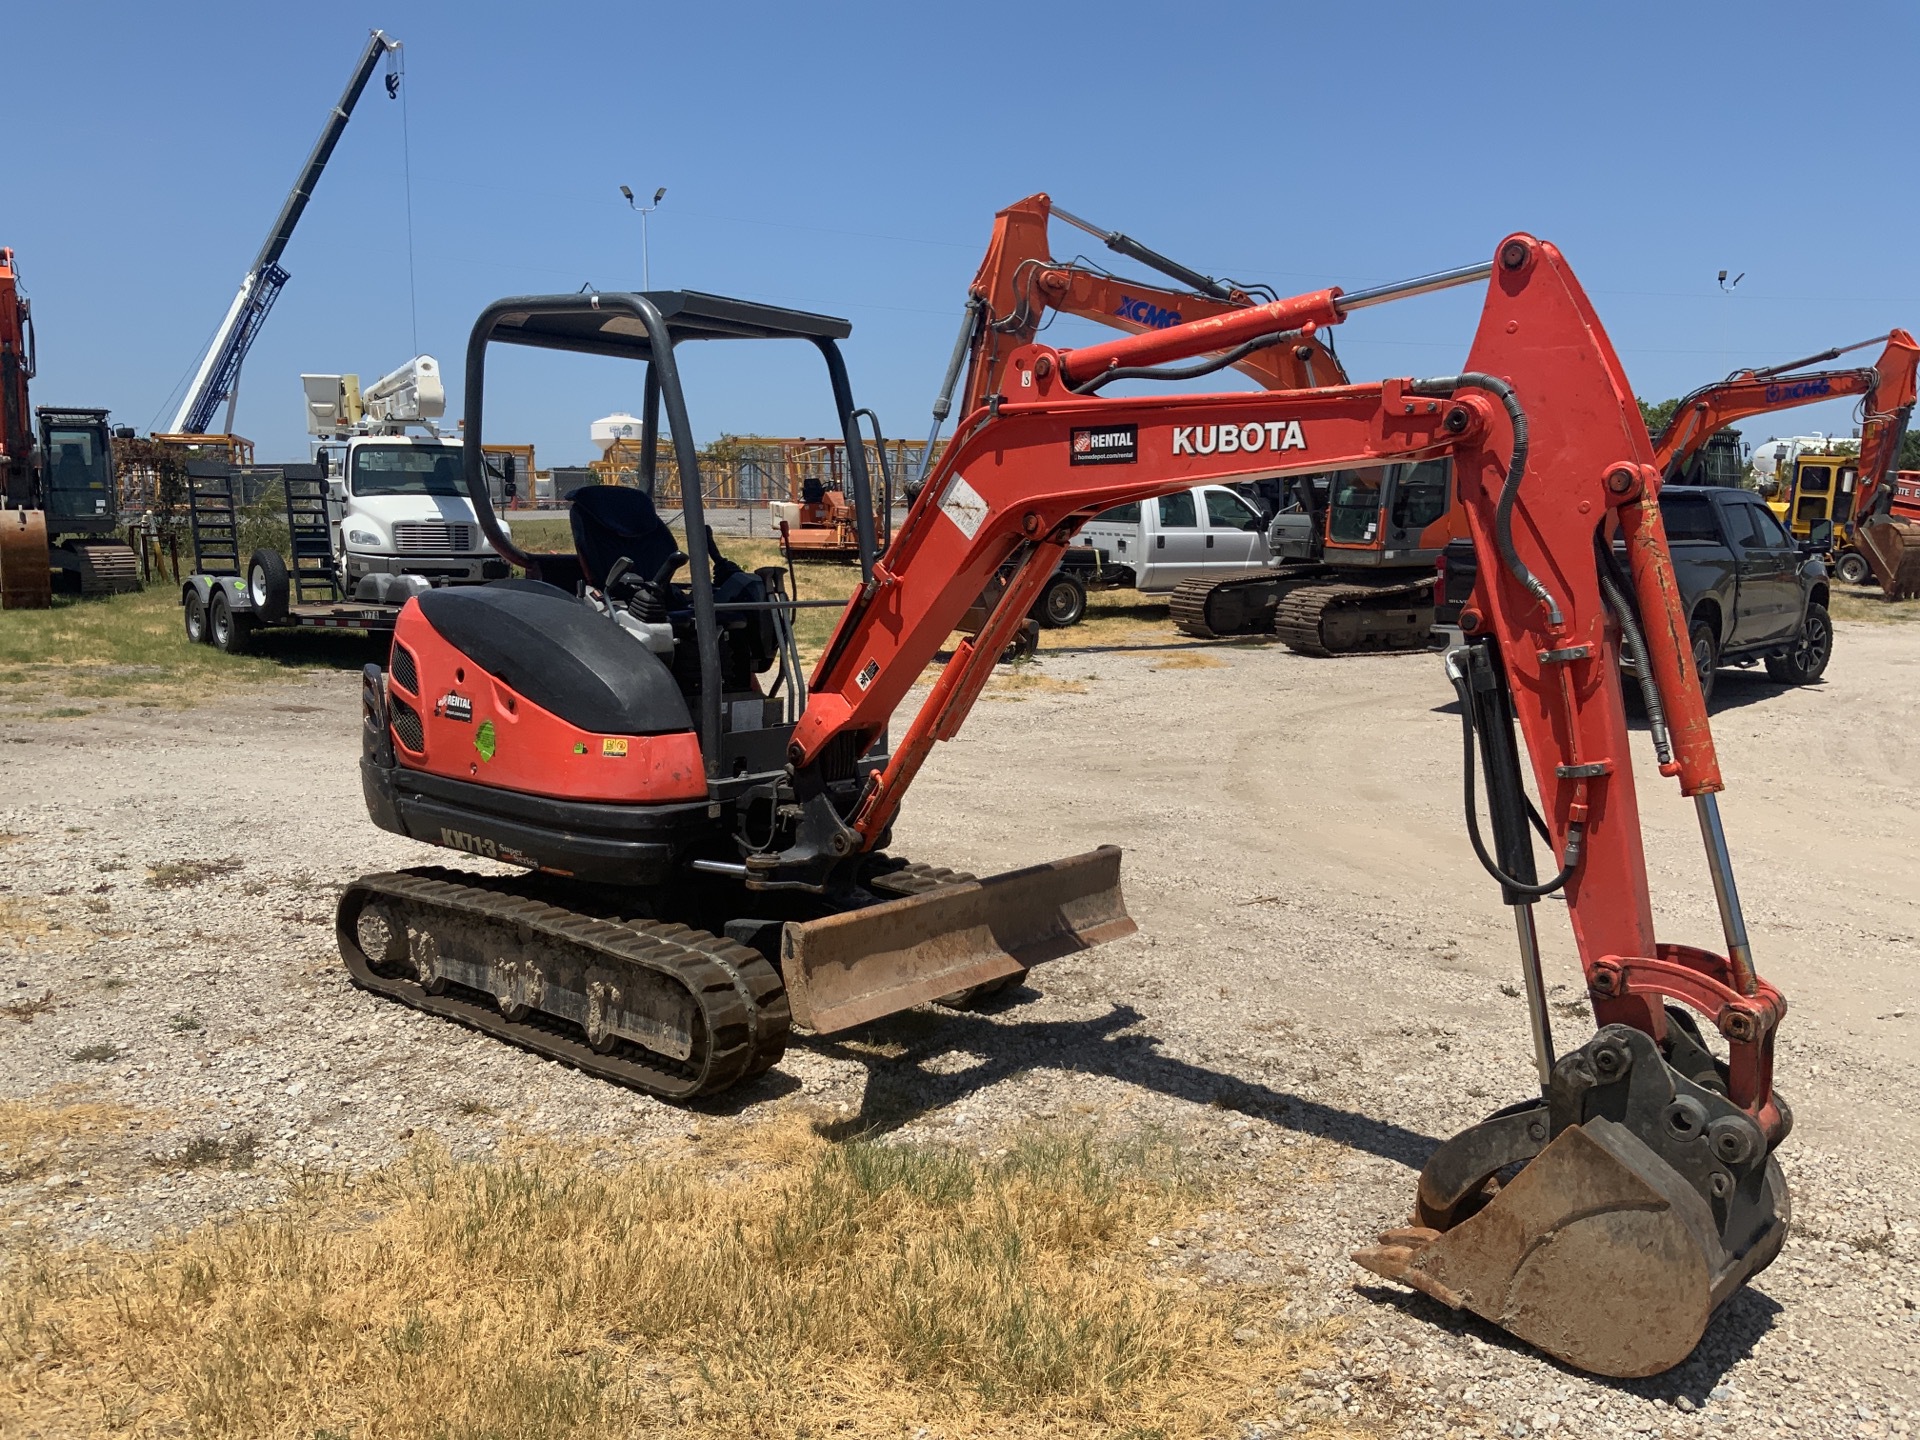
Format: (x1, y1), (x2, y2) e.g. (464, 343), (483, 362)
(352, 445), (467, 497)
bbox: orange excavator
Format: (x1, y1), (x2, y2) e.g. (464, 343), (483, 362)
(0, 247), (50, 609)
(1649, 331), (1920, 597)
(918, 194), (1475, 653)
(344, 236), (1789, 1377)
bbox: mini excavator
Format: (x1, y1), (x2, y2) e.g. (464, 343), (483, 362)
(342, 237), (1790, 1377)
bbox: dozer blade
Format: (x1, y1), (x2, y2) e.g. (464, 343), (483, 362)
(782, 846), (1134, 1033)
(1857, 516), (1920, 599)
(1354, 1027), (1789, 1377)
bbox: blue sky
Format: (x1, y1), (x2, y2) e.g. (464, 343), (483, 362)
(13, 1), (1919, 465)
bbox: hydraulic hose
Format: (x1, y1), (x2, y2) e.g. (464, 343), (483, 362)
(1446, 651), (1580, 898)
(1069, 327), (1305, 394)
(1600, 567), (1675, 769)
(1411, 373), (1560, 627)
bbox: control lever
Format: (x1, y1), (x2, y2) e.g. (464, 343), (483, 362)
(629, 550), (687, 624)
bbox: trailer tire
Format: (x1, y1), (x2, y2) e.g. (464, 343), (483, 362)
(183, 589), (210, 645)
(1835, 550), (1871, 586)
(247, 548), (291, 623)
(1033, 572), (1087, 629)
(209, 590), (252, 654)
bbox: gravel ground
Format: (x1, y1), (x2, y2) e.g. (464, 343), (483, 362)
(3, 617), (1917, 1439)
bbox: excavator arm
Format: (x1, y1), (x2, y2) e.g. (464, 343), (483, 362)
(768, 234), (1788, 1376)
(1650, 329), (1918, 482)
(950, 193), (1348, 430)
(1646, 329), (1920, 594)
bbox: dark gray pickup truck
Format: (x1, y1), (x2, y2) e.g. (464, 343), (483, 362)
(1435, 485), (1832, 701)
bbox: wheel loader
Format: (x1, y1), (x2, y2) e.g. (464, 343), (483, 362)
(342, 241), (1793, 1377)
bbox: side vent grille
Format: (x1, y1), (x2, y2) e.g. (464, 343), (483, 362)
(389, 642), (419, 695)
(390, 695), (425, 753)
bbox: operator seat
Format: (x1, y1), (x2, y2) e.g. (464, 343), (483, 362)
(569, 485), (680, 590)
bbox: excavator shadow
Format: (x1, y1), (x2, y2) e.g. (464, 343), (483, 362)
(1353, 1275), (1781, 1392)
(794, 998), (1438, 1168)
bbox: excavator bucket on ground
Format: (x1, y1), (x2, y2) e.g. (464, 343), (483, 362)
(0, 509), (52, 610)
(1355, 1027), (1789, 1377)
(781, 847), (1133, 1032)
(1856, 515), (1920, 599)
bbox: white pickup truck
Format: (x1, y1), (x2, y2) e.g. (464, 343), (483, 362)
(1072, 482), (1273, 592)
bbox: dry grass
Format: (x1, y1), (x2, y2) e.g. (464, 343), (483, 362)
(1149, 653), (1228, 672)
(1830, 586), (1920, 625)
(0, 586), (376, 713)
(1, 1116), (1349, 1440)
(144, 857), (243, 891)
(983, 667), (1092, 700)
(0, 1092), (147, 1185)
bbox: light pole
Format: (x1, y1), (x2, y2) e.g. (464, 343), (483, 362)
(620, 184), (667, 290)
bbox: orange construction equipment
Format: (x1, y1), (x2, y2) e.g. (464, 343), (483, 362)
(347, 235), (1790, 1377)
(1649, 330), (1920, 596)
(0, 247), (50, 608)
(918, 194), (1476, 652)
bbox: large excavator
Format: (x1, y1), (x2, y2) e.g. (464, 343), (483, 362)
(1651, 331), (1920, 598)
(341, 236), (1789, 1378)
(925, 195), (1467, 655)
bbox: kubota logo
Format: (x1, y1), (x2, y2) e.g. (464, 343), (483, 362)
(1115, 296), (1182, 329)
(1764, 377), (1833, 404)
(1172, 421), (1308, 456)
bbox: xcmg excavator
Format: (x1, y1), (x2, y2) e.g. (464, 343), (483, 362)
(342, 236), (1790, 1378)
(1662, 332), (1920, 598)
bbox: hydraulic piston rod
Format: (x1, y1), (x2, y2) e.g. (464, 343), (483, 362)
(1694, 793), (1758, 995)
(1058, 259), (1492, 388)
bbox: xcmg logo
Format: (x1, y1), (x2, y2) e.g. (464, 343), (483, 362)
(1764, 377), (1833, 404)
(1115, 296), (1182, 329)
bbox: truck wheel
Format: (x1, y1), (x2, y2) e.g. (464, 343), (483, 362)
(209, 590), (253, 654)
(247, 548), (291, 622)
(1688, 619), (1718, 705)
(1033, 572), (1087, 628)
(1765, 603), (1832, 685)
(1835, 551), (1871, 586)
(183, 589), (210, 644)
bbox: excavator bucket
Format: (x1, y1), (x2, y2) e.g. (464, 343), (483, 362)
(0, 508), (52, 610)
(1856, 516), (1920, 599)
(1353, 1027), (1789, 1377)
(780, 846), (1134, 1033)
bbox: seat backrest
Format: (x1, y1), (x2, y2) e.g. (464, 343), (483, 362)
(569, 485), (679, 589)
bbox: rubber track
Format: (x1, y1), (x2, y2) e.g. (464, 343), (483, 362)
(337, 866), (790, 1101)
(1271, 577), (1437, 657)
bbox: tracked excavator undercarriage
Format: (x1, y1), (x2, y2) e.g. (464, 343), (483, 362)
(1170, 567), (1438, 653)
(341, 244), (1795, 1376)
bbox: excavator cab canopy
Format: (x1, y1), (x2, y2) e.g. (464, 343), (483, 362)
(459, 289), (879, 783)
(480, 290), (852, 361)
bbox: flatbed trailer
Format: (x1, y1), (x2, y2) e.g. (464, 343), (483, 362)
(180, 459), (402, 652)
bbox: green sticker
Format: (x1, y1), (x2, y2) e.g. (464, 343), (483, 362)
(474, 720), (497, 762)
(572, 741), (587, 755)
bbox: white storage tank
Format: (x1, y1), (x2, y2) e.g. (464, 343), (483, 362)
(591, 413), (645, 455)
